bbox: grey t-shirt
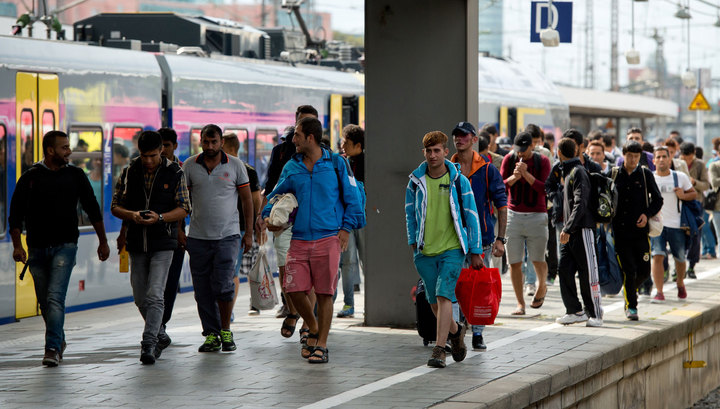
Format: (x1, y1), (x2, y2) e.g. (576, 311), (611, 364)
(183, 151), (250, 240)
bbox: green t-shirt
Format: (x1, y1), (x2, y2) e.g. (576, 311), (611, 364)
(422, 172), (461, 256)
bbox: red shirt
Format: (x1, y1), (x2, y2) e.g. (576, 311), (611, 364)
(500, 152), (551, 213)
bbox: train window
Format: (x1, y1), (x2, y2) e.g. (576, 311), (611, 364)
(224, 128), (249, 162)
(190, 128), (202, 156)
(42, 110), (55, 136)
(20, 109), (33, 175)
(0, 124), (6, 235)
(112, 126), (141, 187)
(255, 129), (278, 188)
(69, 126), (103, 226)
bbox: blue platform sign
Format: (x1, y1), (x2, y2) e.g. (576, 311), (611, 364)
(530, 1), (573, 43)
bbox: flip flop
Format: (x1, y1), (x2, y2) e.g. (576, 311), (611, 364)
(530, 296), (545, 309)
(511, 307), (525, 315)
(531, 287), (547, 309)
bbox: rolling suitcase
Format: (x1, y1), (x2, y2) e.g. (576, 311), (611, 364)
(414, 279), (437, 346)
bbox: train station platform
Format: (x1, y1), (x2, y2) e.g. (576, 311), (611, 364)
(3, 260), (720, 408)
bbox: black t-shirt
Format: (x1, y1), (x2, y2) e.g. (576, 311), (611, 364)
(264, 140), (296, 193)
(349, 152), (365, 183)
(237, 163), (260, 232)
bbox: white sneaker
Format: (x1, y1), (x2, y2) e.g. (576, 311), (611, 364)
(556, 312), (588, 325)
(586, 317), (603, 327)
(525, 283), (536, 296)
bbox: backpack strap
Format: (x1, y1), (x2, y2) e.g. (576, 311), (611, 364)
(532, 152), (541, 177)
(671, 170), (680, 213)
(331, 153), (348, 207)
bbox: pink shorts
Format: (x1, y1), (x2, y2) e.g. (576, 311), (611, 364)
(284, 236), (341, 295)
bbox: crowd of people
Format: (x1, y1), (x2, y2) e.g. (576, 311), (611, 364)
(11, 104), (366, 366)
(11, 105), (719, 370)
(404, 122), (719, 368)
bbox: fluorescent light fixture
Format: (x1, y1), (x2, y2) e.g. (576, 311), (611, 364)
(540, 28), (560, 47)
(675, 5), (691, 19)
(682, 70), (697, 88)
(625, 49), (640, 64)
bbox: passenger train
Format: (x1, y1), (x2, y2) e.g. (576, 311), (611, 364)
(0, 33), (568, 325)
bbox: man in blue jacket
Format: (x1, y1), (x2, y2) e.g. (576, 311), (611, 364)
(258, 117), (365, 364)
(406, 130), (483, 369)
(450, 122), (507, 351)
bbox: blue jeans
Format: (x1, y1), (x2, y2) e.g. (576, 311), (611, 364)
(27, 243), (78, 351)
(339, 227), (364, 307)
(701, 212), (716, 256)
(130, 250), (174, 347)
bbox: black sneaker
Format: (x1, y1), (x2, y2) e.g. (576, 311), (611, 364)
(153, 345), (162, 359)
(198, 333), (222, 352)
(687, 269), (697, 279)
(157, 333), (172, 350)
(472, 334), (487, 350)
(140, 346), (156, 365)
(220, 330), (236, 352)
(59, 341), (67, 362)
(42, 348), (60, 367)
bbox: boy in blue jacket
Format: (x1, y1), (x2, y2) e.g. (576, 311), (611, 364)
(406, 130), (483, 368)
(258, 117), (365, 364)
(450, 122), (507, 350)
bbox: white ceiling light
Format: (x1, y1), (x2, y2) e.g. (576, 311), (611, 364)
(675, 4), (691, 19)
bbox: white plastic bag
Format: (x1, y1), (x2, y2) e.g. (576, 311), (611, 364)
(249, 249), (279, 310)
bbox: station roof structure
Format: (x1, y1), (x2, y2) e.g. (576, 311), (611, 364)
(557, 86), (679, 118)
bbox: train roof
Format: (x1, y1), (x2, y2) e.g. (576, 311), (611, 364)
(165, 54), (364, 94)
(478, 57), (567, 108)
(0, 35), (161, 77)
(0, 35), (364, 94)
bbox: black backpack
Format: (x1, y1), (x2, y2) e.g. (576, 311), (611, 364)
(589, 169), (619, 223)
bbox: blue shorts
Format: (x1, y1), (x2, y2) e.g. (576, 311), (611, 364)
(413, 248), (465, 304)
(650, 227), (686, 263)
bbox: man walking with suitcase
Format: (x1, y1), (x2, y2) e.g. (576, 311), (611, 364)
(405, 130), (483, 368)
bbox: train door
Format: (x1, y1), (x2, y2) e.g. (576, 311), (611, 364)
(15, 72), (59, 319)
(329, 94), (361, 152)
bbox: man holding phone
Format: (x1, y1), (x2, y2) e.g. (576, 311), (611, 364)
(111, 131), (190, 364)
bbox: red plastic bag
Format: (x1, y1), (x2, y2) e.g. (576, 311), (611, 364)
(455, 267), (502, 325)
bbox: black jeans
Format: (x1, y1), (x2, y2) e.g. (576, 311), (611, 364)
(615, 234), (651, 310)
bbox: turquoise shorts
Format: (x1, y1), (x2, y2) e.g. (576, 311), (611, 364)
(413, 248), (465, 304)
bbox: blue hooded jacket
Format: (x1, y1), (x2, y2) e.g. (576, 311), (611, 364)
(405, 159), (483, 255)
(451, 151), (507, 247)
(262, 148), (365, 241)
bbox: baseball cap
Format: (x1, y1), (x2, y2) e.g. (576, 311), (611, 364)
(513, 131), (533, 153)
(451, 122), (476, 136)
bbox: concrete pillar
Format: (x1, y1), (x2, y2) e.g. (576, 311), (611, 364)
(364, 0), (478, 326)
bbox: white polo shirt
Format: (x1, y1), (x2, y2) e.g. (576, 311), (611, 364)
(183, 151), (249, 240)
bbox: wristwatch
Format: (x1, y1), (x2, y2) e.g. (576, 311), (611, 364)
(495, 236), (507, 244)
(158, 214), (164, 223)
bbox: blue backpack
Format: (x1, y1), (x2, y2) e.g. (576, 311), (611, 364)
(596, 224), (623, 296)
(331, 153), (367, 229)
(671, 171), (705, 237)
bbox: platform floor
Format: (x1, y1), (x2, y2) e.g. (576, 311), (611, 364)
(2, 259), (720, 408)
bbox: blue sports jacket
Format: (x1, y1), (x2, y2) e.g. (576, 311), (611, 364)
(451, 152), (507, 247)
(262, 148), (365, 241)
(405, 159), (483, 255)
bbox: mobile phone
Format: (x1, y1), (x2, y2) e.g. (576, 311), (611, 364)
(140, 210), (151, 219)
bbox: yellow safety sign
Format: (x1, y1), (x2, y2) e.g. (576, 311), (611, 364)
(688, 90), (711, 111)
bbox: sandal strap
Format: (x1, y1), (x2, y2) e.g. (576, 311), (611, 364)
(299, 328), (310, 334)
(286, 313), (301, 320)
(307, 332), (319, 340)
